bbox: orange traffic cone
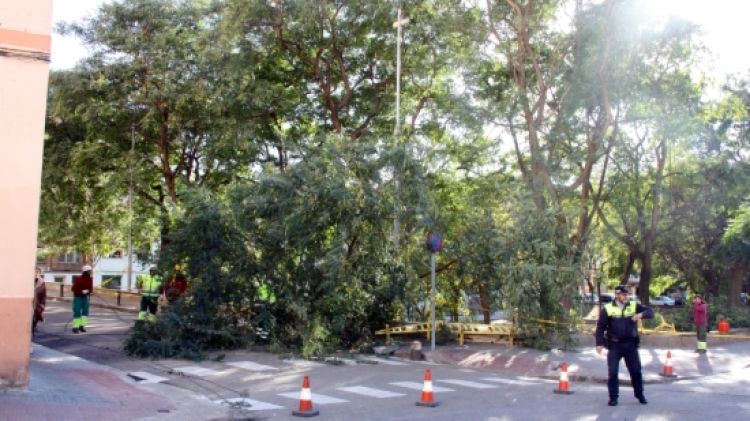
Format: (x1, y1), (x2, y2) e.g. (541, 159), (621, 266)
(659, 350), (677, 378)
(292, 375), (319, 417)
(416, 369), (440, 407)
(553, 361), (574, 394)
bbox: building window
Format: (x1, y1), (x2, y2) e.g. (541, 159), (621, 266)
(102, 276), (121, 290)
(54, 276), (64, 283)
(57, 252), (82, 264)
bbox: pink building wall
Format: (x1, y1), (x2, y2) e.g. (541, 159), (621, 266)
(0, 0), (53, 388)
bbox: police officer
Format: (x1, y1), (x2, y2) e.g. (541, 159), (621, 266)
(595, 285), (653, 406)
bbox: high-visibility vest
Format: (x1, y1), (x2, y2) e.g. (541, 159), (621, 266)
(604, 301), (637, 318)
(138, 275), (163, 297)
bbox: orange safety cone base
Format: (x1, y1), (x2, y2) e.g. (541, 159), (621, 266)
(658, 373), (678, 378)
(553, 388), (574, 395)
(416, 400), (440, 407)
(292, 408), (320, 417)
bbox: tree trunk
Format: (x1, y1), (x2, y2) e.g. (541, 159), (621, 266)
(639, 250), (653, 305)
(728, 262), (749, 307)
(478, 283), (491, 325)
(621, 250), (636, 285)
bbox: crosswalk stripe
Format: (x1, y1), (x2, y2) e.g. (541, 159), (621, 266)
(480, 376), (547, 386)
(337, 386), (406, 398)
(359, 356), (410, 366)
(227, 361), (278, 371)
(127, 371), (168, 384)
(214, 397), (284, 411)
(287, 360), (325, 368)
(278, 392), (348, 404)
(389, 381), (455, 392)
(438, 379), (498, 389)
(173, 366), (225, 377)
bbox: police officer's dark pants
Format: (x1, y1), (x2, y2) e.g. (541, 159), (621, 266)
(607, 340), (644, 399)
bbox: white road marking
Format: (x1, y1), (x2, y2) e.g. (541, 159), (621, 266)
(287, 360), (325, 368)
(389, 381), (455, 392)
(227, 361), (278, 371)
(480, 376), (547, 386)
(438, 379), (498, 389)
(214, 397), (284, 411)
(127, 371), (168, 384)
(359, 356), (410, 366)
(337, 386), (406, 398)
(174, 365), (224, 377)
(277, 392), (348, 404)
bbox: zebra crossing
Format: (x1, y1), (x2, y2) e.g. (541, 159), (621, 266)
(130, 357), (554, 413)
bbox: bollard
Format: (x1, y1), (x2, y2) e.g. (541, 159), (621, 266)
(459, 324), (464, 346)
(60, 283), (64, 298)
(117, 291), (121, 306)
(385, 324), (391, 345)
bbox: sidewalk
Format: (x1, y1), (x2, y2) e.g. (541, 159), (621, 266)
(0, 344), (226, 421)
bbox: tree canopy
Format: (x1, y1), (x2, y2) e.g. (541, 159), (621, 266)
(43, 0), (750, 356)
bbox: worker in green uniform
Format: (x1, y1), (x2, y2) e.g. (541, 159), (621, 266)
(136, 266), (164, 322)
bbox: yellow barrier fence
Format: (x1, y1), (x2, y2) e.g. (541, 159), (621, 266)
(376, 321), (516, 346)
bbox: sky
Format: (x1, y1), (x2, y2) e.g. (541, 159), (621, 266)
(51, 0), (750, 80)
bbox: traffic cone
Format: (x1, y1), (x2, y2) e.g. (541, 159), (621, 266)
(553, 361), (574, 394)
(416, 369), (440, 407)
(292, 375), (319, 417)
(659, 350), (677, 378)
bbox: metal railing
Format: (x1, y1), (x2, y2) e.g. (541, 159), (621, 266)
(46, 281), (141, 309)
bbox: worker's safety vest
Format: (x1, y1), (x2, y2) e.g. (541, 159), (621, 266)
(604, 301), (637, 318)
(139, 275), (163, 297)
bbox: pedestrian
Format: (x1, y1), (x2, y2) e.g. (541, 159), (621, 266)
(71, 265), (93, 334)
(595, 285), (653, 407)
(164, 264), (188, 304)
(692, 295), (708, 354)
(32, 267), (47, 335)
(136, 266), (164, 322)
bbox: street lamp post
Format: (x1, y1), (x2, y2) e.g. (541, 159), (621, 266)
(391, 7), (410, 250)
(393, 7), (409, 137)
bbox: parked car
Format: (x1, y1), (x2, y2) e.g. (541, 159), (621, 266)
(651, 295), (675, 306)
(582, 293), (599, 304)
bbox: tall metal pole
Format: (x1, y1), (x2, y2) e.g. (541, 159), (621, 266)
(392, 7), (409, 250)
(394, 7), (403, 137)
(430, 252), (436, 352)
(127, 124), (134, 291)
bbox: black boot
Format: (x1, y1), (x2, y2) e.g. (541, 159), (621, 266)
(79, 326), (87, 333)
(72, 328), (80, 334)
(636, 395), (648, 405)
(608, 399), (617, 406)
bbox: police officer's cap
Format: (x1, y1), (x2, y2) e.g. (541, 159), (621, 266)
(614, 285), (628, 294)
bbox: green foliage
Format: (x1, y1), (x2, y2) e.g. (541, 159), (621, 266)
(722, 203), (750, 264)
(300, 318), (334, 359)
(125, 189), (262, 356)
(706, 296), (750, 329)
(500, 195), (580, 349)
(41, 0), (750, 357)
(435, 322), (454, 345)
(650, 275), (679, 297)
